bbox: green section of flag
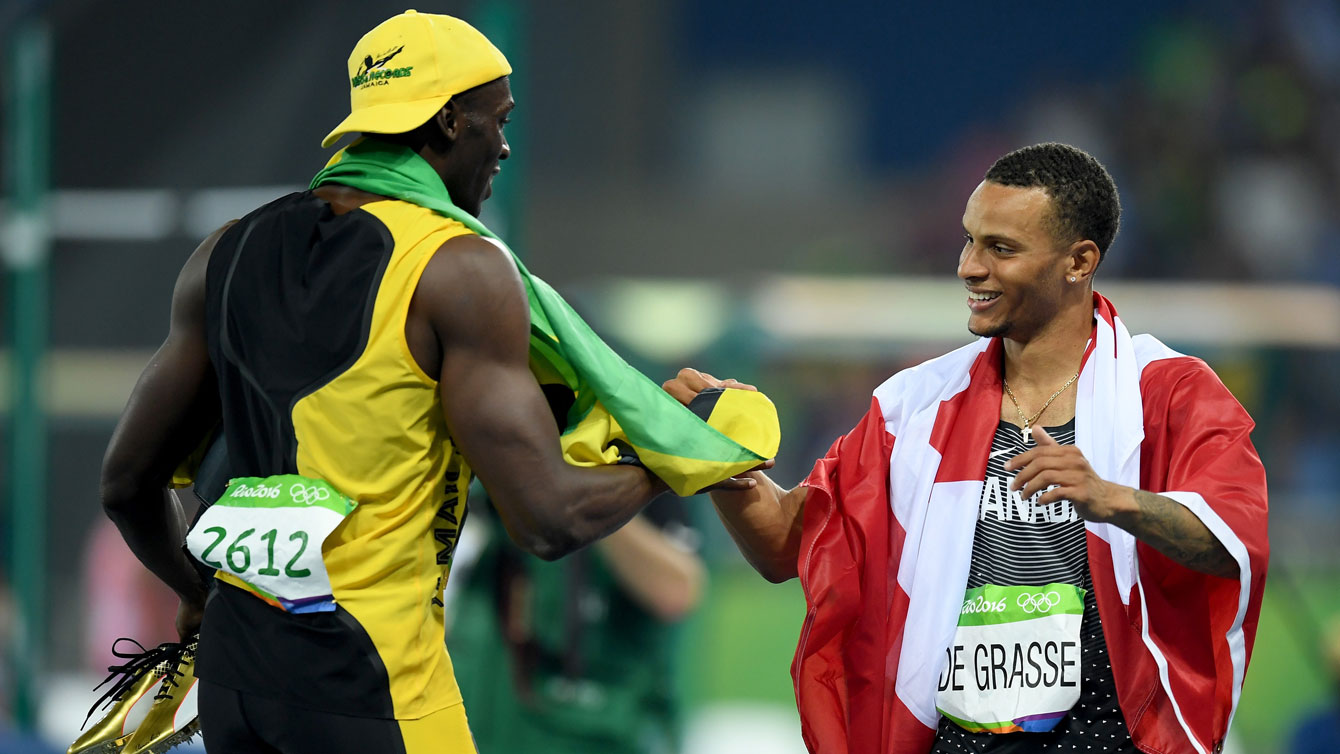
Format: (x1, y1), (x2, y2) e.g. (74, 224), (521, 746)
(310, 139), (775, 493)
(955, 583), (1086, 628)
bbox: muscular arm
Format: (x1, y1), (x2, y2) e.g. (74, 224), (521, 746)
(709, 477), (807, 583)
(421, 236), (662, 561)
(597, 514), (706, 621)
(1109, 488), (1238, 579)
(100, 225), (231, 610)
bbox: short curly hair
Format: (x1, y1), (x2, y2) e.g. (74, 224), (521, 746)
(984, 143), (1121, 256)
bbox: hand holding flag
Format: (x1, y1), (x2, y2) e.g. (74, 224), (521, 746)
(662, 368), (776, 491)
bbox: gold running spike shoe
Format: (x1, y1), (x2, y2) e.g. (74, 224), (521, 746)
(121, 636), (200, 754)
(68, 638), (180, 754)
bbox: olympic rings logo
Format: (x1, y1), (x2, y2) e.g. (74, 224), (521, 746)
(289, 483), (331, 506)
(1016, 591), (1062, 614)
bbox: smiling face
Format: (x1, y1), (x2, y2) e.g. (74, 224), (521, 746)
(957, 180), (1077, 341)
(439, 76), (513, 216)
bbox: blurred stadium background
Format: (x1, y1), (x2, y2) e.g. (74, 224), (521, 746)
(3, 0), (1339, 751)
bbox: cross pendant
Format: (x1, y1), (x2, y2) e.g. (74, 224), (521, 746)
(1021, 424), (1032, 443)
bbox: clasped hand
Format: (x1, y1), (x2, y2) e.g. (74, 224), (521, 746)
(662, 368), (775, 492)
(661, 367), (755, 403)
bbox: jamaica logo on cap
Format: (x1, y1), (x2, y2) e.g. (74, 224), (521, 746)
(351, 45), (414, 89)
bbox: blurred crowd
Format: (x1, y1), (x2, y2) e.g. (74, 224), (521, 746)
(843, 0), (1340, 537)
(891, 1), (1340, 285)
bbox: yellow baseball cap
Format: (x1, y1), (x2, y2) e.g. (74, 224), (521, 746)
(321, 10), (512, 148)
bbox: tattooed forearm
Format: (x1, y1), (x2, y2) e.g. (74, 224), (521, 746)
(1119, 490), (1239, 579)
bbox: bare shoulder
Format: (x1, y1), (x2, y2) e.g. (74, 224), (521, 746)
(193, 221), (237, 265)
(414, 232), (530, 346)
(419, 233), (522, 291)
(172, 221), (238, 324)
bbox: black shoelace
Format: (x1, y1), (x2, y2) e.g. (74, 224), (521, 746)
(152, 637), (198, 702)
(82, 637), (184, 728)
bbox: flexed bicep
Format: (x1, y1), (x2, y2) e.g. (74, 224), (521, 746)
(418, 235), (661, 560)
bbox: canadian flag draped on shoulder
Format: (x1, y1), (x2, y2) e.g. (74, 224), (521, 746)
(793, 293), (1268, 754)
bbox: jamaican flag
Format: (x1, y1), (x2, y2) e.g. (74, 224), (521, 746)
(310, 139), (779, 495)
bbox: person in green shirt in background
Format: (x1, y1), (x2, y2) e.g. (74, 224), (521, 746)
(449, 492), (705, 754)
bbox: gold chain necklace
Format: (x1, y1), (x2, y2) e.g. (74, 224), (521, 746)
(1003, 372), (1079, 443)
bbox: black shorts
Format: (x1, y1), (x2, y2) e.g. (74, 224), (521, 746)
(198, 681), (476, 754)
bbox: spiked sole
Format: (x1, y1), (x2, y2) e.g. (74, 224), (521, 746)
(72, 736), (131, 754)
(123, 717), (199, 754)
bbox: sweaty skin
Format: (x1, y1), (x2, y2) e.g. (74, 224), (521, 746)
(101, 76), (737, 639)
